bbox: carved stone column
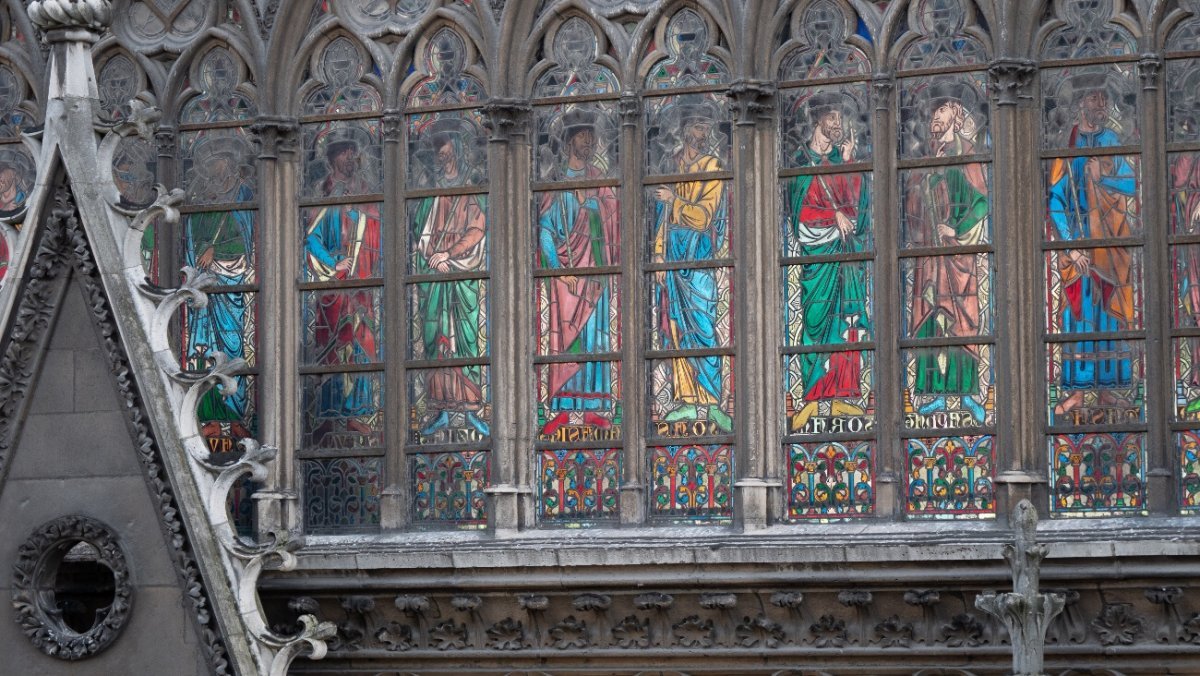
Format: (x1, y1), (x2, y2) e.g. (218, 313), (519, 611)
(726, 79), (779, 530)
(1138, 52), (1173, 515)
(249, 115), (300, 534)
(481, 98), (533, 532)
(869, 72), (899, 517)
(987, 58), (1044, 520)
(976, 500), (1065, 676)
(618, 93), (647, 525)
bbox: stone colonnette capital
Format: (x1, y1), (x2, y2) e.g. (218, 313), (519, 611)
(27, 0), (112, 33)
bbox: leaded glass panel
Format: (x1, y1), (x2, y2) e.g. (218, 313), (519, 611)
(643, 9), (729, 90)
(780, 86), (872, 169)
(648, 444), (732, 520)
(534, 104), (620, 183)
(1050, 432), (1146, 514)
(537, 448), (621, 522)
(180, 130), (257, 204)
(902, 345), (995, 429)
(905, 435), (995, 516)
(180, 47), (256, 124)
(644, 94), (730, 176)
(412, 450), (489, 525)
(787, 441), (874, 518)
(302, 120), (384, 198)
(1041, 65), (1139, 150)
(533, 17), (619, 98)
(898, 0), (988, 69)
(0, 145), (34, 215)
(777, 0), (869, 80)
(302, 37), (382, 115)
(406, 111), (487, 190)
(303, 456), (383, 532)
(301, 372), (385, 452)
(1167, 60), (1200, 144)
(408, 366), (492, 446)
(899, 74), (991, 160)
(1039, 0), (1136, 60)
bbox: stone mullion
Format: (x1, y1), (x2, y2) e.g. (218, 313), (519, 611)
(727, 80), (778, 530)
(987, 59), (1042, 524)
(871, 73), (899, 520)
(250, 116), (300, 534)
(381, 109), (408, 529)
(1138, 54), (1172, 514)
(482, 99), (533, 533)
(619, 93), (647, 526)
(154, 125), (180, 287)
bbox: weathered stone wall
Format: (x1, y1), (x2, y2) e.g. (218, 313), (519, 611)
(0, 279), (210, 675)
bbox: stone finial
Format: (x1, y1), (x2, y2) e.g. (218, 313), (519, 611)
(27, 0), (112, 32)
(976, 500), (1065, 676)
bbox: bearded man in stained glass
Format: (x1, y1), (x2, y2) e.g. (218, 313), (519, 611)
(303, 130), (382, 438)
(786, 92), (870, 430)
(905, 81), (989, 422)
(538, 109), (620, 436)
(412, 124), (489, 437)
(1047, 72), (1137, 417)
(652, 100), (731, 432)
(184, 138), (256, 436)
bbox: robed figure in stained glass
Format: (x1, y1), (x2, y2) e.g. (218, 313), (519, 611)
(1173, 154), (1200, 415)
(906, 81), (989, 422)
(653, 100), (731, 432)
(1048, 72), (1137, 417)
(787, 92), (870, 428)
(538, 110), (620, 436)
(412, 122), (489, 437)
(304, 129), (382, 436)
(184, 138), (255, 433)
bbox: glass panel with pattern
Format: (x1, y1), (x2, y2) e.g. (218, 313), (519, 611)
(297, 36), (387, 532)
(643, 8), (733, 522)
(897, 8), (996, 516)
(404, 27), (492, 527)
(1040, 1), (1147, 515)
(1167, 12), (1200, 512)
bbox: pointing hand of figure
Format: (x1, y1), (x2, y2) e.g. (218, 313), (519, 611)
(197, 246), (215, 270)
(654, 186), (676, 204)
(840, 126), (856, 161)
(835, 211), (856, 238)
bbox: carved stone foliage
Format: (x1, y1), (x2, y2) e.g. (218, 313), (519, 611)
(0, 180), (233, 674)
(10, 515), (132, 660)
(260, 581), (1200, 667)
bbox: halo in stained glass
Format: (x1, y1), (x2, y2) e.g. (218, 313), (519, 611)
(180, 130), (257, 205)
(406, 111), (488, 189)
(1041, 65), (1138, 150)
(899, 73), (991, 160)
(302, 120), (384, 197)
(0, 145), (35, 216)
(643, 94), (731, 175)
(780, 85), (872, 168)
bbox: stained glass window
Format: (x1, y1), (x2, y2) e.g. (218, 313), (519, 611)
(404, 27), (491, 527)
(0, 61), (36, 292)
(642, 8), (733, 522)
(1040, 0), (1146, 515)
(778, 0), (876, 520)
(1167, 4), (1200, 514)
(298, 36), (385, 533)
(174, 44), (261, 535)
(532, 16), (623, 524)
(897, 0), (996, 517)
